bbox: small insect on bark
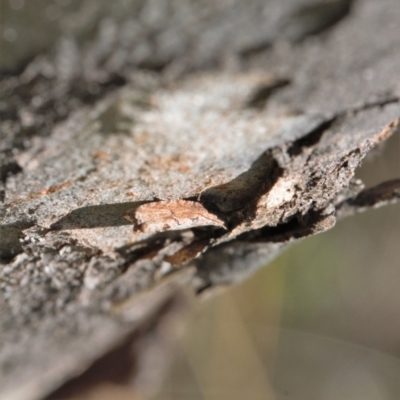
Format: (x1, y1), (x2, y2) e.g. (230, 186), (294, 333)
(124, 200), (227, 233)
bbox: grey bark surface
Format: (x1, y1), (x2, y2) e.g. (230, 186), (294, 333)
(0, 0), (399, 399)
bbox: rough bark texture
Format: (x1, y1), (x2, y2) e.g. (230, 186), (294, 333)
(1, 0), (399, 399)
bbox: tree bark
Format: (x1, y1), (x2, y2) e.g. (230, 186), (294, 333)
(0, 1), (399, 399)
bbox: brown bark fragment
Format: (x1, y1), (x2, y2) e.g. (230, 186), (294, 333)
(125, 200), (227, 233)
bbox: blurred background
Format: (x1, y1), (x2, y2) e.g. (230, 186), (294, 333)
(154, 131), (399, 399)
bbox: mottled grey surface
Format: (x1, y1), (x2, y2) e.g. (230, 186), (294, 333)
(0, 0), (399, 399)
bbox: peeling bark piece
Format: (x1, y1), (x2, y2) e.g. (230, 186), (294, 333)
(336, 179), (400, 218)
(350, 179), (400, 207)
(124, 200), (227, 233)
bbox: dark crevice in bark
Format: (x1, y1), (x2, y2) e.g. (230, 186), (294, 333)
(279, 0), (355, 42)
(0, 53), (39, 79)
(348, 97), (400, 114)
(238, 40), (273, 58)
(288, 117), (335, 156)
(239, 208), (335, 243)
(0, 221), (35, 262)
(199, 150), (283, 215)
(0, 161), (23, 184)
(245, 78), (291, 108)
